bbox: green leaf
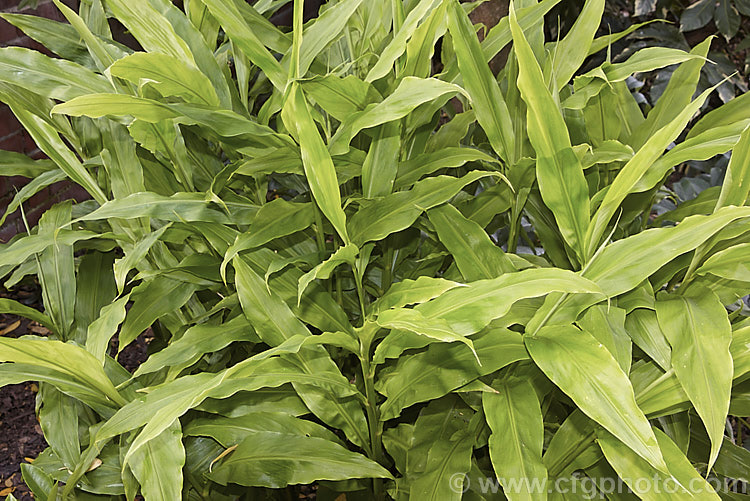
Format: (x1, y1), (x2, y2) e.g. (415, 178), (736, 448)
(109, 52), (220, 106)
(114, 224), (171, 293)
(53, 95), (290, 147)
(598, 428), (720, 500)
(234, 256), (369, 448)
(85, 294), (130, 363)
(244, 248), (352, 334)
(6, 104), (107, 204)
(395, 147), (500, 188)
(680, 0), (715, 31)
(427, 204), (515, 281)
(582, 207), (750, 298)
(543, 410), (598, 478)
(406, 397), (475, 501)
(78, 192), (231, 223)
(715, 0), (740, 39)
(623, 308), (671, 372)
(654, 187), (719, 224)
(117, 278), (196, 351)
(510, 7), (589, 258)
(38, 384), (81, 470)
(632, 361), (690, 418)
(628, 38), (711, 150)
(655, 289), (732, 471)
(186, 0), (219, 47)
(446, 0), (514, 162)
(579, 141), (634, 168)
(716, 124), (750, 208)
(208, 431), (391, 488)
(105, 0), (196, 65)
(577, 305), (632, 372)
(247, 332), (359, 363)
(402, 0), (447, 78)
(221, 199), (315, 280)
(72, 250), (116, 344)
(35, 202), (76, 338)
(579, 47), (702, 84)
(0, 13), (94, 66)
(20, 463), (54, 500)
(134, 315), (257, 379)
(298, 243), (358, 301)
(298, 0), (365, 76)
(235, 256), (312, 346)
(633, 123), (746, 194)
(361, 122), (401, 198)
(483, 379), (547, 501)
(185, 412), (341, 446)
(282, 83), (349, 243)
(101, 121), (146, 199)
(585, 83), (717, 257)
(103, 357), (364, 468)
(0, 337), (125, 407)
(0, 298), (55, 332)
(129, 421), (186, 501)
(51, 0), (128, 71)
(329, 77), (466, 155)
(201, 0), (287, 90)
(377, 328), (528, 420)
(479, 0), (559, 65)
(545, 0), (604, 92)
(696, 243), (750, 281)
(365, 0), (440, 82)
(0, 363), (114, 413)
(0, 149), (56, 178)
(370, 276), (466, 314)
(526, 324), (667, 472)
(425, 110), (475, 152)
(300, 74), (381, 122)
(415, 268), (601, 335)
(689, 433), (750, 484)
(376, 308), (478, 361)
(348, 171), (498, 245)
(52, 94), (179, 122)
(0, 230), (101, 271)
(689, 91), (750, 139)
(0, 46), (113, 100)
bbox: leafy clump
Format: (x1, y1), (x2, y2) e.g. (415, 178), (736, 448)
(0, 0), (749, 499)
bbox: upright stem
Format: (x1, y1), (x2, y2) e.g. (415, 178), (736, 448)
(508, 191), (526, 254)
(354, 264), (368, 324)
(359, 333), (386, 500)
(312, 204), (327, 257)
(508, 214), (520, 253)
(382, 247), (394, 294)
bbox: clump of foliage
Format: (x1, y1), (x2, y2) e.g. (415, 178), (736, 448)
(634, 0), (750, 41)
(0, 0), (750, 499)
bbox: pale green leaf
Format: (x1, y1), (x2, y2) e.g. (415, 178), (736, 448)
(526, 325), (667, 472)
(655, 290), (732, 471)
(483, 379), (547, 501)
(282, 83), (349, 243)
(511, 7), (589, 258)
(208, 431), (391, 488)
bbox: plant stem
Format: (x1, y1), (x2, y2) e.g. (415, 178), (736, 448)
(354, 265), (368, 324)
(312, 204), (327, 257)
(382, 247), (394, 293)
(508, 212), (520, 254)
(359, 340), (385, 500)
